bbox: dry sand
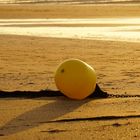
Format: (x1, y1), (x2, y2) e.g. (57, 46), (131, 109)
(0, 4), (140, 18)
(0, 3), (140, 140)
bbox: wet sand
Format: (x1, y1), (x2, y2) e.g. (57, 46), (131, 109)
(0, 3), (140, 140)
(0, 18), (140, 42)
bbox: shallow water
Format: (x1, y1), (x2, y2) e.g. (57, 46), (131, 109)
(0, 18), (140, 42)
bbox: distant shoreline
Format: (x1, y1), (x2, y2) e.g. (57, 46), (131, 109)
(0, 0), (140, 5)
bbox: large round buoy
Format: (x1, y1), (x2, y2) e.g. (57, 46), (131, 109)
(55, 59), (96, 100)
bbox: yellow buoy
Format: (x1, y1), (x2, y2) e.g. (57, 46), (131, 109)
(55, 59), (96, 100)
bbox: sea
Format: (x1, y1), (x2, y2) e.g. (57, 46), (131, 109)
(0, 0), (140, 42)
(0, 0), (139, 4)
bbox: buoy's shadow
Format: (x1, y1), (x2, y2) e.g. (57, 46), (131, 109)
(0, 98), (90, 136)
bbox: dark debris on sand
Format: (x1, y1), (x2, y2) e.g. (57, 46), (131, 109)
(0, 84), (109, 99)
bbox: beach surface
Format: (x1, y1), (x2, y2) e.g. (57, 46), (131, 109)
(0, 3), (140, 140)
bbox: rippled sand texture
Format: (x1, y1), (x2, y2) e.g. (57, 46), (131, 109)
(0, 35), (140, 94)
(0, 4), (140, 93)
(0, 3), (140, 140)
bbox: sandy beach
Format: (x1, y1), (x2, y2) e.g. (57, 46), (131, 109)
(0, 2), (140, 140)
